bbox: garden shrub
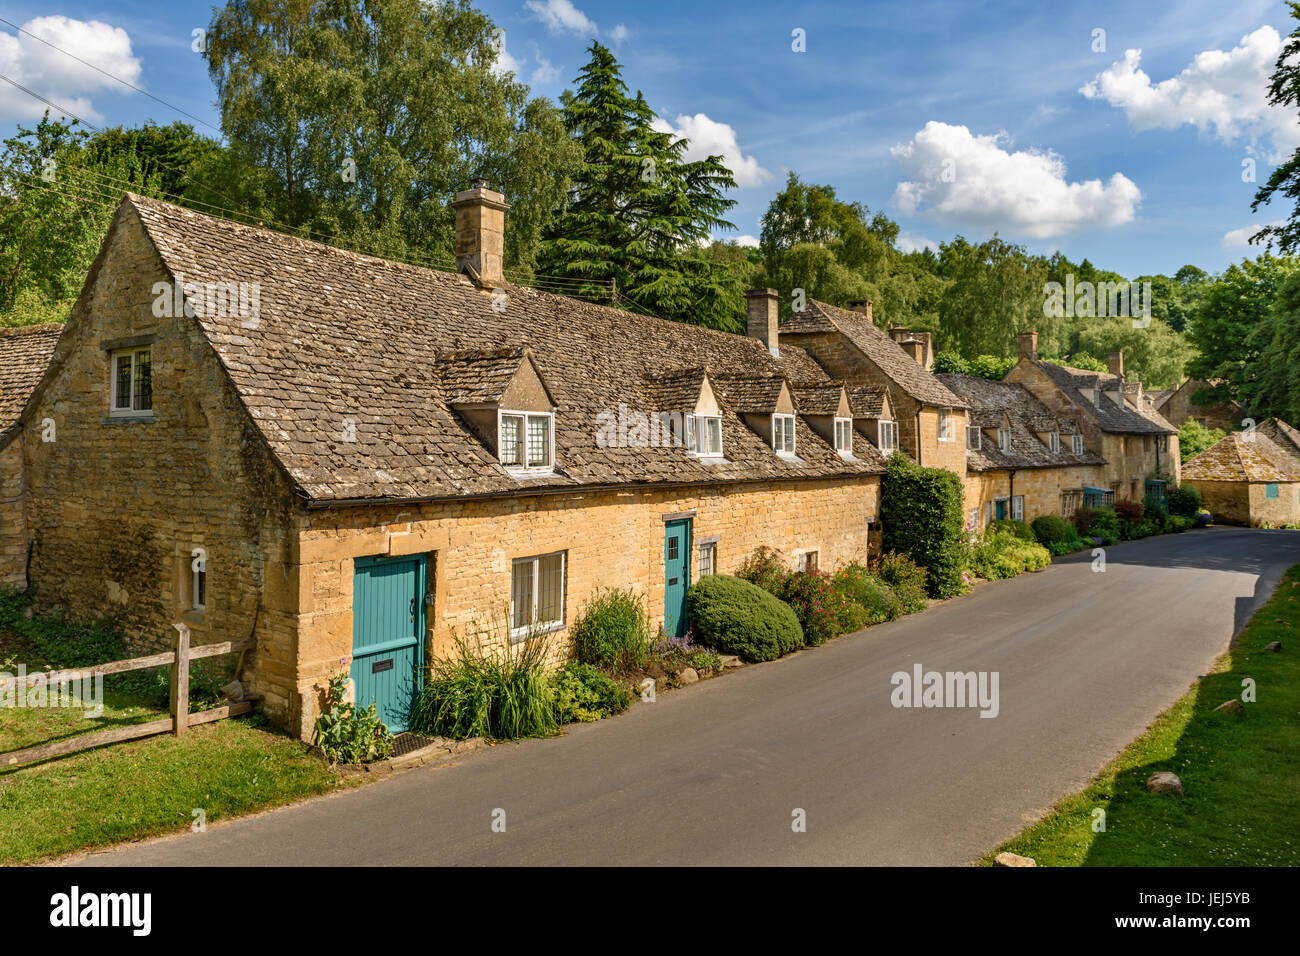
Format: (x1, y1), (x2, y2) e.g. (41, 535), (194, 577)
(1071, 507), (1099, 536)
(968, 530), (1052, 580)
(1087, 509), (1121, 544)
(777, 570), (848, 646)
(880, 455), (967, 598)
(872, 551), (929, 614)
(315, 672), (395, 764)
(686, 574), (803, 662)
(570, 588), (653, 673)
(989, 518), (1035, 542)
(736, 545), (793, 596)
(650, 632), (722, 674)
(1116, 499), (1144, 524)
(1030, 515), (1074, 547)
(552, 662), (630, 723)
(1168, 484), (1202, 517)
(833, 564), (904, 628)
(412, 633), (559, 741)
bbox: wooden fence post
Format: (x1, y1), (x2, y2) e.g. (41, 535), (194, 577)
(171, 623), (190, 737)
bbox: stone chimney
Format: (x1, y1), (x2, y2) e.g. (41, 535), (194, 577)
(745, 288), (779, 356)
(1107, 349), (1124, 379)
(1017, 331), (1038, 362)
(451, 178), (509, 289)
(1123, 380), (1144, 404)
(848, 300), (873, 322)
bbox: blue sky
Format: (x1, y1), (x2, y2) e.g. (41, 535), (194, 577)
(1, 0), (1295, 276)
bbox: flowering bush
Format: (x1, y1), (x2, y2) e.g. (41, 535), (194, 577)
(736, 545), (792, 596)
(778, 570), (848, 646)
(1116, 500), (1144, 523)
(833, 563), (905, 629)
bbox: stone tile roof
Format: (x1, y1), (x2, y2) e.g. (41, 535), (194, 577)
(937, 372), (1106, 472)
(124, 195), (885, 502)
(789, 383), (844, 416)
(1182, 431), (1300, 482)
(847, 384), (887, 418)
(781, 300), (967, 408)
(0, 323), (63, 446)
(1034, 361), (1176, 435)
(436, 348), (534, 406)
(710, 374), (787, 414)
(1258, 418), (1300, 462)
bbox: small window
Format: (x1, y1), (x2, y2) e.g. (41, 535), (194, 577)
(190, 548), (207, 612)
(1266, 482), (1280, 499)
(688, 415), (723, 457)
(1071, 434), (1084, 455)
(834, 418), (853, 454)
(997, 427), (1012, 454)
(937, 409), (953, 441)
(500, 411), (553, 470)
(967, 425), (981, 450)
(699, 541), (716, 578)
(510, 552), (566, 639)
(1048, 431), (1060, 454)
(1011, 496), (1024, 521)
(773, 414), (796, 455)
(1061, 491), (1080, 518)
(878, 420), (898, 454)
(802, 550), (819, 572)
(109, 347), (152, 416)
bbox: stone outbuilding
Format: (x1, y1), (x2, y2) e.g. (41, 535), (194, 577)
(1181, 430), (1300, 527)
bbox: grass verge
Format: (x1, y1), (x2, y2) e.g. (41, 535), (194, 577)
(982, 563), (1300, 866)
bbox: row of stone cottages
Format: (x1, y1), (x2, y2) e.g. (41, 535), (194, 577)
(0, 186), (1179, 738)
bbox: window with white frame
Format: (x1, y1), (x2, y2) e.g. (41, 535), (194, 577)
(1061, 491), (1080, 518)
(1071, 434), (1083, 455)
(967, 425), (981, 450)
(801, 550), (819, 572)
(834, 418), (853, 454)
(772, 414), (796, 455)
(687, 414), (723, 457)
(109, 347), (152, 416)
(1010, 495), (1024, 520)
(510, 552), (565, 639)
(878, 420), (898, 454)
(997, 427), (1012, 453)
(1048, 431), (1060, 454)
(938, 409), (954, 441)
(499, 411), (553, 470)
(698, 540), (717, 577)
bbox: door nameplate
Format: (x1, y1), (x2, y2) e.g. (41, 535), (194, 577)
(372, 658), (394, 674)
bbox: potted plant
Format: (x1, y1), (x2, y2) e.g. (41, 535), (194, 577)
(1196, 508), (1212, 527)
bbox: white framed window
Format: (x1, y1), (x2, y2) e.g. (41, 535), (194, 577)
(1071, 434), (1083, 455)
(698, 540), (717, 577)
(687, 414), (723, 457)
(499, 410), (553, 470)
(109, 347), (152, 416)
(997, 427), (1012, 454)
(967, 425), (981, 450)
(1061, 491), (1080, 518)
(938, 409), (954, 441)
(772, 414), (796, 455)
(1011, 496), (1024, 520)
(510, 551), (566, 640)
(1048, 431), (1060, 454)
(878, 420), (898, 454)
(801, 550), (819, 572)
(834, 417), (853, 454)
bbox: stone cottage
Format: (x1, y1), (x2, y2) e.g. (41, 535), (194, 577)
(1182, 429), (1300, 526)
(936, 372), (1107, 529)
(1005, 333), (1180, 504)
(12, 187), (890, 739)
(1156, 379), (1247, 431)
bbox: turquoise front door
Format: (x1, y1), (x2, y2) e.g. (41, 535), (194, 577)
(995, 499), (1008, 521)
(351, 554), (426, 734)
(664, 519), (691, 637)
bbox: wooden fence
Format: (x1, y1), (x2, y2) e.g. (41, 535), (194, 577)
(1, 623), (254, 769)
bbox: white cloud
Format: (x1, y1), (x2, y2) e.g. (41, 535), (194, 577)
(731, 234), (760, 247)
(529, 45), (560, 85)
(896, 233), (938, 254)
(1221, 221), (1281, 248)
(1080, 27), (1300, 161)
(890, 121), (1141, 238)
(652, 113), (771, 188)
(525, 0), (598, 36)
(609, 24), (630, 45)
(490, 30), (523, 77)
(0, 15), (142, 123)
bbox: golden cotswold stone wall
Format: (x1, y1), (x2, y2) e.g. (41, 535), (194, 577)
(290, 476), (879, 738)
(1186, 479), (1300, 526)
(0, 440), (27, 587)
(1161, 381), (1241, 432)
(964, 464), (1107, 529)
(21, 204), (301, 721)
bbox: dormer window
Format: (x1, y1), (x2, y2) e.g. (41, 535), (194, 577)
(772, 414), (796, 455)
(1048, 431), (1060, 453)
(499, 410), (553, 470)
(997, 427), (1013, 454)
(109, 346), (152, 416)
(967, 425), (981, 450)
(878, 420), (898, 454)
(688, 414), (723, 457)
(834, 418), (853, 455)
(1071, 434), (1083, 455)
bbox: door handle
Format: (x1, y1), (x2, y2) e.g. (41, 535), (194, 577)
(409, 598), (416, 622)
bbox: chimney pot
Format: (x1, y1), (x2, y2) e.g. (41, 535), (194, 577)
(745, 288), (780, 356)
(848, 300), (873, 323)
(1107, 349), (1124, 379)
(451, 182), (510, 289)
(1017, 331), (1038, 362)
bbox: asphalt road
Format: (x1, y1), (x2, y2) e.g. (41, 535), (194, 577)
(77, 526), (1300, 866)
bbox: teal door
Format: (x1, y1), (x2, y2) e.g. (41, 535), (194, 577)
(351, 554), (426, 734)
(995, 499), (1008, 521)
(664, 519), (691, 637)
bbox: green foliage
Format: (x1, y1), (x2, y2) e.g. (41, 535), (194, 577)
(938, 235), (1051, 358)
(1031, 515), (1077, 547)
(989, 518), (1035, 542)
(776, 570), (847, 646)
(1073, 316), (1194, 389)
(735, 545), (794, 596)
(686, 574), (803, 663)
(412, 633), (559, 741)
(1086, 509), (1121, 544)
(552, 662), (630, 723)
(880, 454), (968, 598)
(314, 672), (395, 764)
(871, 552), (930, 614)
(833, 564), (905, 628)
(569, 587), (653, 673)
(1168, 484), (1203, 516)
(1179, 420), (1228, 462)
(968, 530), (1051, 580)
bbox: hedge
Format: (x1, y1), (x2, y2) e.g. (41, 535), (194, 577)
(686, 574), (804, 662)
(880, 454), (967, 598)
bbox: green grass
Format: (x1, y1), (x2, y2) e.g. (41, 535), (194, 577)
(983, 564), (1300, 866)
(1, 627), (346, 865)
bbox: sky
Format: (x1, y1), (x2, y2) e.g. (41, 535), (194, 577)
(1, 0), (1296, 277)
